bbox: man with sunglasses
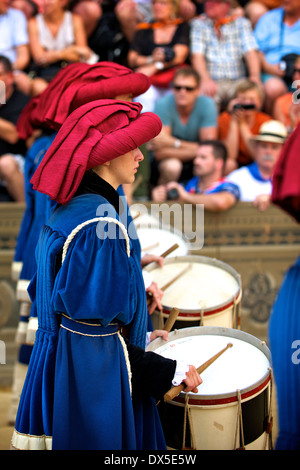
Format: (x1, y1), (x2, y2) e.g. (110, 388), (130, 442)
(150, 66), (217, 185)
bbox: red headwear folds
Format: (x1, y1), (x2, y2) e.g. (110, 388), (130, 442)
(17, 62), (151, 139)
(272, 123), (300, 222)
(30, 100), (162, 205)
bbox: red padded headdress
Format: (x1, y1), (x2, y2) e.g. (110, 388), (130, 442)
(17, 62), (150, 139)
(272, 123), (300, 222)
(30, 100), (162, 205)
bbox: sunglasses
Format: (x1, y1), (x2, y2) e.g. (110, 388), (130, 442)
(173, 85), (197, 92)
(293, 68), (300, 74)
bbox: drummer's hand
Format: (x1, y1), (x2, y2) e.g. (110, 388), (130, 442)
(146, 281), (164, 314)
(141, 254), (164, 268)
(183, 365), (202, 393)
(149, 329), (169, 342)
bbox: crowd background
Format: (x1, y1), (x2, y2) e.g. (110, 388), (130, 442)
(0, 0), (300, 208)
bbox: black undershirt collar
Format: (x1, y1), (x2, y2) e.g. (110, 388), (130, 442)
(75, 170), (122, 215)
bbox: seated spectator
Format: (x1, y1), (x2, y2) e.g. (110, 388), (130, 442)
(127, 0), (190, 112)
(150, 66), (217, 185)
(11, 0), (40, 18)
(27, 0), (93, 96)
(245, 0), (282, 27)
(0, 0), (32, 94)
(254, 0), (300, 115)
(190, 0), (261, 110)
(226, 120), (287, 210)
(218, 79), (272, 174)
(273, 55), (300, 132)
(152, 139), (240, 212)
(0, 56), (30, 201)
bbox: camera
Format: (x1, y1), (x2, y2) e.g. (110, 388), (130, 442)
(232, 103), (256, 111)
(166, 188), (179, 200)
(162, 47), (175, 62)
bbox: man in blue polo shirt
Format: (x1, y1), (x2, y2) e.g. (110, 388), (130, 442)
(151, 66), (218, 185)
(226, 120), (287, 211)
(152, 139), (240, 212)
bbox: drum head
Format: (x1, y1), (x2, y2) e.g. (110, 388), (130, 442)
(145, 256), (241, 313)
(137, 227), (188, 257)
(148, 326), (271, 403)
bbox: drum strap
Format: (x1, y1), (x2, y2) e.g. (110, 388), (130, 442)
(234, 390), (245, 450)
(265, 367), (274, 450)
(182, 394), (196, 450)
(234, 367), (274, 450)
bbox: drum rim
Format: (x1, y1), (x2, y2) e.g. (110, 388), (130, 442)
(172, 374), (271, 406)
(137, 224), (188, 244)
(147, 326), (272, 404)
(145, 255), (242, 314)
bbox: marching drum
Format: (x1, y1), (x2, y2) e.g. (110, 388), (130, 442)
(137, 226), (188, 257)
(147, 326), (273, 450)
(145, 256), (241, 330)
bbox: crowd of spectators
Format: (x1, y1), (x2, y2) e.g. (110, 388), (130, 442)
(0, 0), (300, 209)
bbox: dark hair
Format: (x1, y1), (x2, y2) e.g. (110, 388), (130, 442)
(200, 139), (228, 163)
(0, 55), (13, 73)
(173, 66), (201, 87)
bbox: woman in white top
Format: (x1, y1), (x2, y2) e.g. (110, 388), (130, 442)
(28, 0), (92, 95)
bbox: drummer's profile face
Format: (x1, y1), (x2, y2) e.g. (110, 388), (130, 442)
(94, 148), (144, 189)
(193, 145), (217, 176)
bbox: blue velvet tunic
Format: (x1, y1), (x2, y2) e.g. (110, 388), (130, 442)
(269, 256), (300, 450)
(13, 190), (168, 450)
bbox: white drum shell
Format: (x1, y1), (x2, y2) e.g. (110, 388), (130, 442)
(147, 326), (272, 450)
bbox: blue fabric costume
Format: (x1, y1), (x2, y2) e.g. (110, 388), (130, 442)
(269, 257), (300, 450)
(13, 133), (57, 383)
(12, 176), (173, 450)
(14, 133), (57, 271)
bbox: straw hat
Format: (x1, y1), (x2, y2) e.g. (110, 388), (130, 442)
(252, 120), (287, 144)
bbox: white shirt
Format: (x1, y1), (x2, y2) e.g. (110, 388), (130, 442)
(226, 163), (272, 201)
(0, 8), (28, 64)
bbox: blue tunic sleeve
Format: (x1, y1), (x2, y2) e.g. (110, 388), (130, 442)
(51, 221), (137, 327)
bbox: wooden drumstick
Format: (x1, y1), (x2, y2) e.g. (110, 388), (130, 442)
(160, 243), (179, 259)
(147, 263), (191, 306)
(164, 342), (233, 402)
(161, 263), (192, 292)
(163, 307), (180, 332)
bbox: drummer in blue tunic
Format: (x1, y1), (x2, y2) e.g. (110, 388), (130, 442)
(11, 99), (202, 450)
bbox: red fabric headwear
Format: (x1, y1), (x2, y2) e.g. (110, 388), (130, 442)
(272, 123), (300, 222)
(30, 100), (162, 205)
(17, 62), (151, 139)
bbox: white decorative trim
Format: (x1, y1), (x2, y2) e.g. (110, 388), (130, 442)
(26, 317), (39, 345)
(117, 332), (132, 397)
(16, 279), (31, 302)
(11, 261), (23, 282)
(62, 217), (131, 263)
(11, 429), (52, 450)
(60, 323), (119, 338)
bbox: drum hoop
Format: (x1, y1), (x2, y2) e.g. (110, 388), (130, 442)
(172, 372), (271, 406)
(146, 255), (242, 315)
(137, 224), (189, 253)
(161, 289), (241, 317)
